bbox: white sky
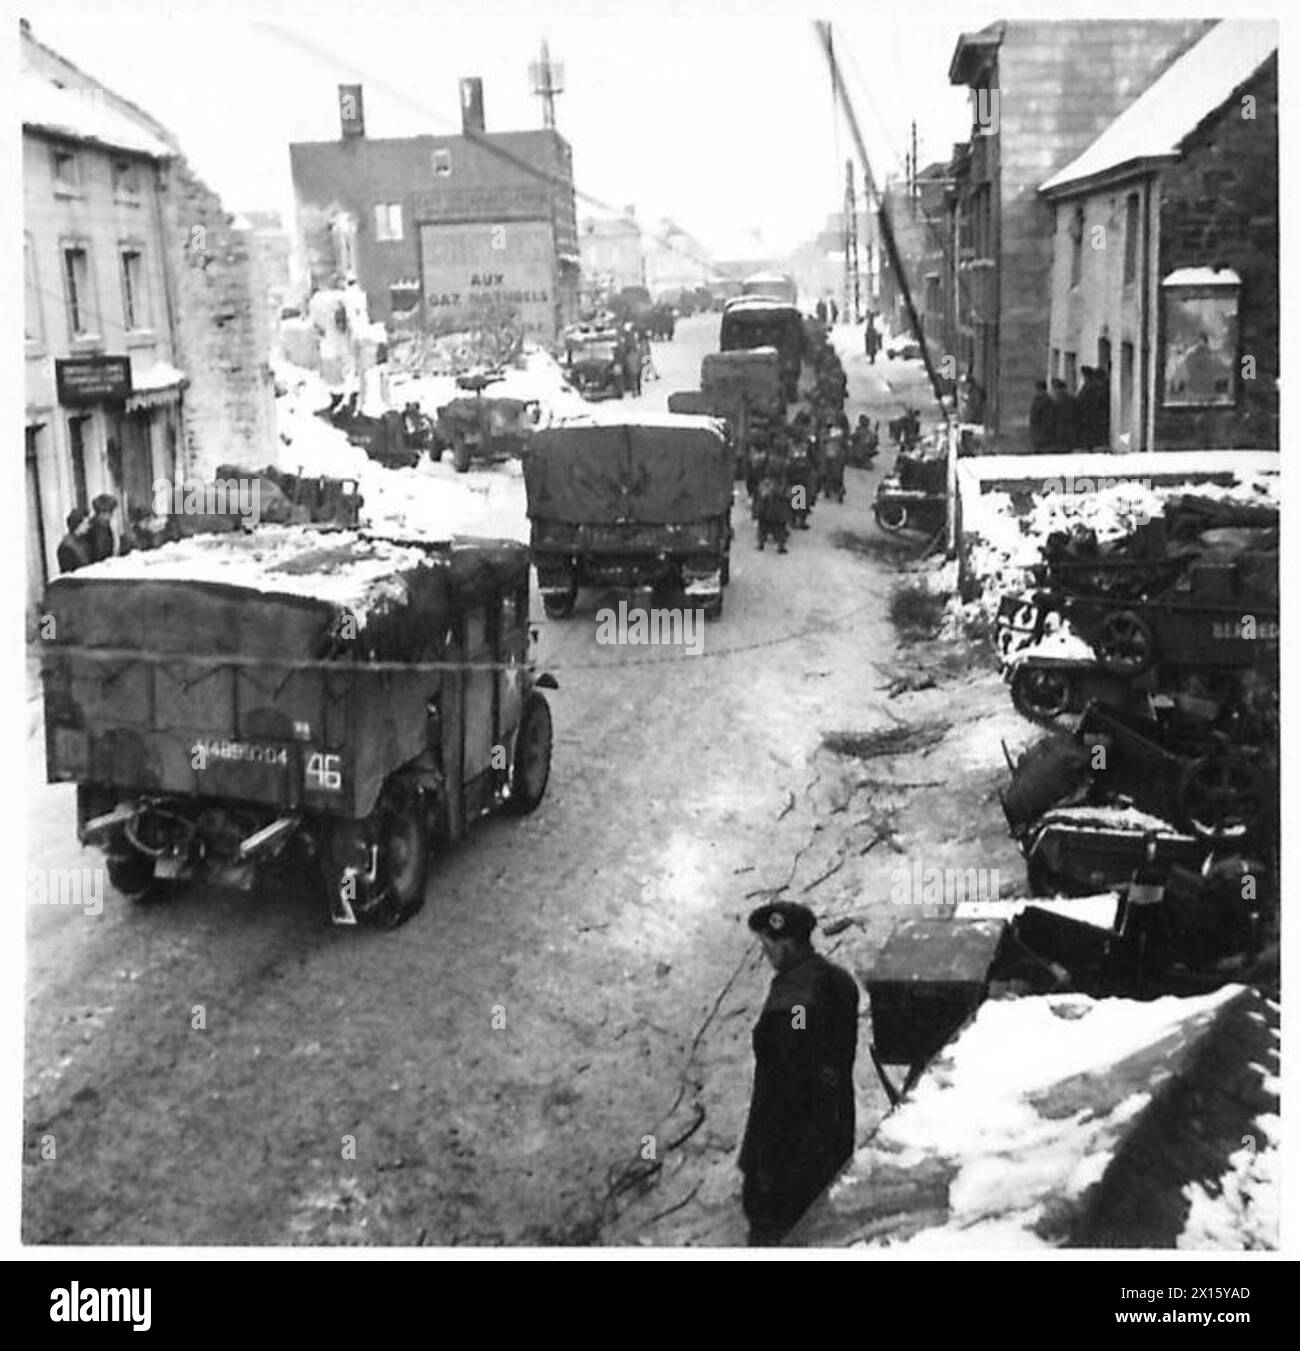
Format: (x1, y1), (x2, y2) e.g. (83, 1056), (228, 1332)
(23, 0), (980, 259)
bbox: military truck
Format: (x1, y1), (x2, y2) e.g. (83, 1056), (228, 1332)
(524, 415), (734, 620)
(42, 529), (556, 929)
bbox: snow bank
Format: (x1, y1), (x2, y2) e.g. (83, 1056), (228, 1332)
(958, 452), (1280, 625)
(807, 986), (1278, 1249)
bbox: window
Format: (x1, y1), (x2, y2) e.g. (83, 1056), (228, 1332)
(113, 159), (141, 197)
(120, 248), (150, 329)
(1069, 206), (1084, 288)
(1051, 347), (1060, 379)
(63, 246), (95, 337)
(1064, 351), (1077, 390)
(25, 238), (43, 344)
(68, 416), (91, 510)
(52, 147), (80, 192)
(433, 148), (452, 177)
(1123, 193), (1140, 286)
(373, 202), (403, 241)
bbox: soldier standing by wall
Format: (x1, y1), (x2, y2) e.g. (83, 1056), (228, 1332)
(739, 902), (860, 1245)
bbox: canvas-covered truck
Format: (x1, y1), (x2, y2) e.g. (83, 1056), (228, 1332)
(524, 415), (734, 621)
(41, 529), (557, 929)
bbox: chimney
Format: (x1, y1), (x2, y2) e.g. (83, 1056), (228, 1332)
(460, 78), (485, 135)
(338, 84), (364, 138)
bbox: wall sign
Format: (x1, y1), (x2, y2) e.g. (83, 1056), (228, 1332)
(55, 355), (132, 407)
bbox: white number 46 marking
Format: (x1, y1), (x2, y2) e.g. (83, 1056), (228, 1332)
(306, 751), (343, 792)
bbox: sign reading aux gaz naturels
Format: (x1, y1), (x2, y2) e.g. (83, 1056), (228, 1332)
(419, 221), (556, 337)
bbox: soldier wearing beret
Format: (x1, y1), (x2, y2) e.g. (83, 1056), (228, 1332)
(739, 901), (860, 1244)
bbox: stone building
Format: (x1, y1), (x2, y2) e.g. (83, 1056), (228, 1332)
(1040, 21), (1278, 452)
(947, 17), (1214, 450)
(290, 81), (580, 341)
(579, 210), (646, 296)
(22, 24), (276, 613)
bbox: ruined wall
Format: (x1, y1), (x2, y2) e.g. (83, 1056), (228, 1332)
(160, 157), (277, 477)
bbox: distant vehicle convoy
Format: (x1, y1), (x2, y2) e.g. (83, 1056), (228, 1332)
(524, 416), (734, 621)
(719, 299), (806, 402)
(44, 531), (556, 929)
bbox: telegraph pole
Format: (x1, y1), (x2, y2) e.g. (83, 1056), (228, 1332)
(844, 160), (860, 323)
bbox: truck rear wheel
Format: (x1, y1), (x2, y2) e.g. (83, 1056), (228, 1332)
(453, 440), (473, 474)
(542, 589), (576, 619)
(328, 781), (430, 929)
(508, 694), (553, 814)
(875, 500), (909, 533)
(106, 848), (156, 901)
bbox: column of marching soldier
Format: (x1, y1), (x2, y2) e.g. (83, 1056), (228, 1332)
(744, 322), (879, 553)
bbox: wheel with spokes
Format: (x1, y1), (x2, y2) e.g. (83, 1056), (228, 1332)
(1094, 610), (1155, 674)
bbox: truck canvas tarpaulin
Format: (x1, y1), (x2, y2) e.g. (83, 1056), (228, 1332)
(524, 417), (732, 525)
(42, 528), (525, 822)
(700, 348), (784, 415)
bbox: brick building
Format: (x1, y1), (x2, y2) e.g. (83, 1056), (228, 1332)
(289, 82), (579, 341)
(22, 25), (276, 615)
(947, 18), (1214, 450)
(1041, 21), (1278, 452)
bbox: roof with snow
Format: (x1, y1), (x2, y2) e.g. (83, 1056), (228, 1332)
(1040, 20), (1277, 196)
(20, 69), (174, 159)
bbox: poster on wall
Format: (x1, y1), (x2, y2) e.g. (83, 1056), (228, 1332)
(1161, 269), (1240, 407)
(419, 220), (557, 340)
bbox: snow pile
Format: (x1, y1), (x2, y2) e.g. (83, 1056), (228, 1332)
(389, 347), (588, 426)
(855, 986), (1261, 1248)
(272, 358), (537, 543)
(961, 463), (1280, 625)
(1035, 803), (1187, 835)
(1004, 624), (1095, 666)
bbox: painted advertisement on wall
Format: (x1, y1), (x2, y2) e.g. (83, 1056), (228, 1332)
(419, 220), (557, 339)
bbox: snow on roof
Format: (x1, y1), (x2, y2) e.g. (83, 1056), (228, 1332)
(548, 409), (726, 433)
(129, 360), (187, 393)
(76, 527), (445, 625)
(1162, 267), (1241, 288)
(1041, 20), (1277, 194)
(724, 297), (800, 314)
(20, 69), (173, 159)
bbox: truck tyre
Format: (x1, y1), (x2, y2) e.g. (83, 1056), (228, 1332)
(106, 848), (156, 901)
(1010, 665), (1073, 724)
(875, 500), (909, 533)
(702, 593), (723, 621)
(508, 694), (553, 814)
(542, 589), (576, 619)
(720, 554), (731, 587)
(1176, 752), (1261, 842)
(453, 440), (472, 474)
(329, 780), (430, 930)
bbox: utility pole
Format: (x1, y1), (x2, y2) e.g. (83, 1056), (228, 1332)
(529, 39), (564, 130)
(911, 119), (919, 217)
(846, 162), (856, 322)
(813, 20), (949, 420)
